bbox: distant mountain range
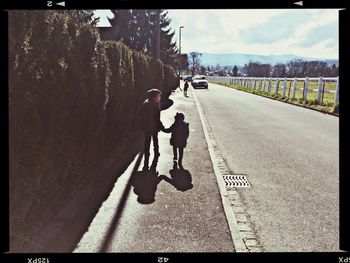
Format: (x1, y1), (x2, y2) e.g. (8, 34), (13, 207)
(190, 52), (338, 67)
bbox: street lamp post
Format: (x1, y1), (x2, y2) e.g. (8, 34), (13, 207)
(179, 26), (184, 76)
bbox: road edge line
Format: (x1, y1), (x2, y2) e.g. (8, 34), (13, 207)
(191, 89), (247, 252)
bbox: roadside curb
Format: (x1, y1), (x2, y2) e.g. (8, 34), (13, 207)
(192, 88), (263, 252)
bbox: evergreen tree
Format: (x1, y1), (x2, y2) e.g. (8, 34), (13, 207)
(161, 12), (178, 66)
(107, 9), (178, 67)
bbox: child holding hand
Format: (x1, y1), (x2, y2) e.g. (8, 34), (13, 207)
(164, 112), (189, 168)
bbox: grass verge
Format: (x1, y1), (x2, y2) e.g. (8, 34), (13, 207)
(210, 81), (339, 116)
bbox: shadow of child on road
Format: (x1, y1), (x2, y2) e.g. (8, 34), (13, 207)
(131, 155), (163, 204)
(161, 162), (193, 192)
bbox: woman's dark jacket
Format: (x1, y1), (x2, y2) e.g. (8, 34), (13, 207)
(140, 99), (164, 134)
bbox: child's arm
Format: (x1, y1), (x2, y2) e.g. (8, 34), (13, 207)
(162, 124), (173, 133)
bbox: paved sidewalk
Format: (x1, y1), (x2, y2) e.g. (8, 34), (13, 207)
(74, 87), (235, 252)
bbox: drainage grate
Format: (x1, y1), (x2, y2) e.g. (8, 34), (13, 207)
(223, 175), (251, 188)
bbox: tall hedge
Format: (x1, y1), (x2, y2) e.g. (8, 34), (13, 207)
(9, 10), (177, 251)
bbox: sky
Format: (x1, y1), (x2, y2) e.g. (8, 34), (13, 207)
(93, 9), (339, 60)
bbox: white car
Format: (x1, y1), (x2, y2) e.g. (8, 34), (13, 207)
(191, 75), (208, 89)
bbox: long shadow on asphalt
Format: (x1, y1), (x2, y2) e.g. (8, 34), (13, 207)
(98, 158), (193, 251)
(98, 154), (165, 252)
(160, 162), (193, 192)
(131, 155), (163, 204)
(98, 152), (144, 252)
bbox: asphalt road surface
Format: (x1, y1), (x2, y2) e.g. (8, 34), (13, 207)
(193, 82), (339, 252)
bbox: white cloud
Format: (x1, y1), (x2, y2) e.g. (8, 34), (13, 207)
(168, 9), (339, 59)
(93, 9), (339, 59)
(217, 9), (290, 35)
(293, 10), (338, 41)
(193, 17), (208, 31)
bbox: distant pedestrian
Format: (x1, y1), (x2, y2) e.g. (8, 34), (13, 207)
(140, 89), (166, 170)
(164, 112), (189, 168)
(184, 80), (189, 96)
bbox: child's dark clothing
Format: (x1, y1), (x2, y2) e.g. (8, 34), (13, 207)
(164, 119), (189, 165)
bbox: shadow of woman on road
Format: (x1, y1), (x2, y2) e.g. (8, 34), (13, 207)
(161, 162), (193, 192)
(131, 155), (163, 204)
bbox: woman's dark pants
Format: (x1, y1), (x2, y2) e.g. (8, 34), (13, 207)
(144, 132), (159, 168)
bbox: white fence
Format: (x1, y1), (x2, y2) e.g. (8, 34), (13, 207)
(207, 76), (339, 104)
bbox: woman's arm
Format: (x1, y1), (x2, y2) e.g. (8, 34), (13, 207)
(162, 124), (173, 133)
